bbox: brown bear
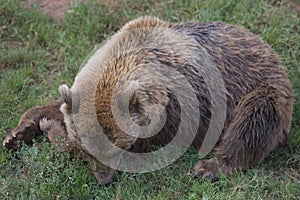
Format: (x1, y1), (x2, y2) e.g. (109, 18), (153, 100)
(3, 16), (293, 184)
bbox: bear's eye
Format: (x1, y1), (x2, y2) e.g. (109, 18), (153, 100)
(103, 127), (113, 133)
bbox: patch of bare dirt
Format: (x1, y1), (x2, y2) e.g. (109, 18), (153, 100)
(291, 0), (300, 12)
(26, 0), (81, 20)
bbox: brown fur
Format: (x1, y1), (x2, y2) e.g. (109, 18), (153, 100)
(3, 99), (64, 150)
(3, 16), (293, 184)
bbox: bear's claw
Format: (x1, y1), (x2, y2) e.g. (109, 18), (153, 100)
(3, 119), (36, 150)
(39, 118), (54, 132)
(193, 158), (232, 182)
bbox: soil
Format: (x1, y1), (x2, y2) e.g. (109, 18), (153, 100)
(290, 0), (300, 12)
(26, 0), (76, 20)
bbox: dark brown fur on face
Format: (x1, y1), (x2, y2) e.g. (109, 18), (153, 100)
(3, 16), (294, 185)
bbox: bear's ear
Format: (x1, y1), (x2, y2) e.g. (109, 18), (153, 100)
(59, 84), (80, 114)
(59, 84), (72, 105)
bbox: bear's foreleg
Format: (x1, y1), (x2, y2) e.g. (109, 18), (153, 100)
(3, 99), (64, 150)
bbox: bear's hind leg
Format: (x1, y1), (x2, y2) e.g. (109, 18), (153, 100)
(194, 86), (292, 181)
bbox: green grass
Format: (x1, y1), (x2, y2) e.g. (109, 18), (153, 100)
(0, 0), (299, 199)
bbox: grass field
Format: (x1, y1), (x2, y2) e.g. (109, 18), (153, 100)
(0, 0), (299, 199)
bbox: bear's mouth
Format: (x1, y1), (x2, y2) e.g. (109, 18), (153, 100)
(97, 168), (116, 185)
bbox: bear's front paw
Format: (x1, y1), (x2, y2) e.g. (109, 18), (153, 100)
(193, 158), (232, 182)
(3, 119), (36, 150)
(39, 118), (55, 132)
